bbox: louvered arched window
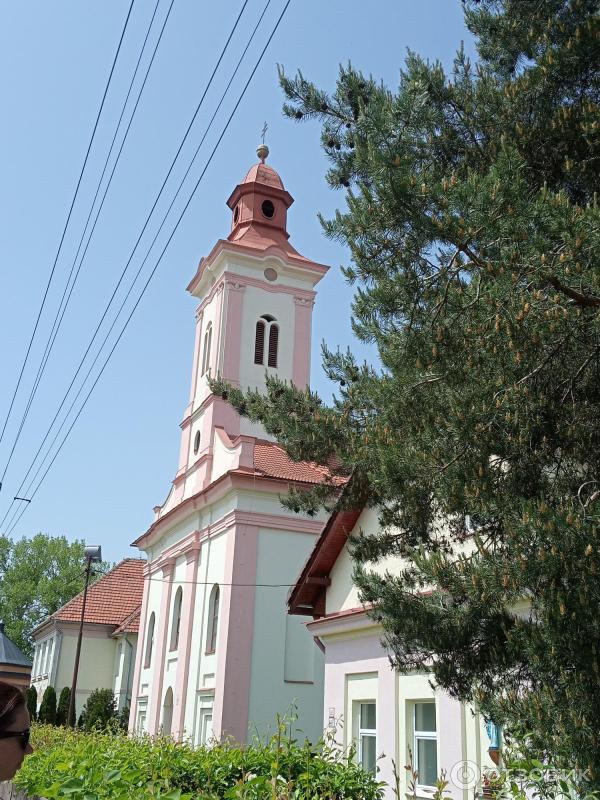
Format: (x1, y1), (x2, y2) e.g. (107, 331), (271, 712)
(254, 320), (266, 364)
(206, 584), (220, 654)
(169, 587), (183, 652)
(268, 324), (279, 368)
(201, 323), (212, 375)
(144, 612), (155, 668)
(254, 315), (278, 368)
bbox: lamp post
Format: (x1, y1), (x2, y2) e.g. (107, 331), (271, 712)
(67, 545), (102, 727)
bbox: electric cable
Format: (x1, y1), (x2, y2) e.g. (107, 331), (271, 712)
(0, 0), (249, 528)
(0, 1), (135, 469)
(0, 0), (169, 489)
(1, 0), (273, 535)
(4, 0), (292, 537)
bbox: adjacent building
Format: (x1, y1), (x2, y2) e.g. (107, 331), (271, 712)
(0, 621), (31, 689)
(31, 558), (144, 718)
(129, 145), (329, 744)
(289, 504), (498, 800)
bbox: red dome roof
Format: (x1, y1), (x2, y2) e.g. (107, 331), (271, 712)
(242, 162), (284, 190)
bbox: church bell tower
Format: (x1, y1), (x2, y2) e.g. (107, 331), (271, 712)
(165, 145), (329, 509)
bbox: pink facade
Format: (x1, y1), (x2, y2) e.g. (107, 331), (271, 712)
(129, 147), (329, 744)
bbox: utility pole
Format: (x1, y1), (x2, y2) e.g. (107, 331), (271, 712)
(68, 545), (102, 727)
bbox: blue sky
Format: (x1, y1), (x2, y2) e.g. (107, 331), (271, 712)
(0, 1), (475, 563)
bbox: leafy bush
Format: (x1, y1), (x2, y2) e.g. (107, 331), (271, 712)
(117, 704), (130, 732)
(56, 687), (71, 727)
(16, 723), (383, 800)
(78, 688), (117, 731)
(38, 686), (57, 725)
(25, 685), (37, 722)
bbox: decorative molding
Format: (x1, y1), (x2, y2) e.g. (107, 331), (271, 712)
(195, 305), (204, 323)
(225, 279), (246, 293)
(161, 558), (176, 577)
(293, 295), (314, 307)
(133, 469), (325, 551)
(196, 270), (315, 315)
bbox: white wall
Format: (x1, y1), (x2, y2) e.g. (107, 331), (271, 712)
(184, 526), (229, 743)
(247, 527), (324, 742)
(327, 507), (406, 615)
(320, 628), (496, 800)
(54, 625), (118, 720)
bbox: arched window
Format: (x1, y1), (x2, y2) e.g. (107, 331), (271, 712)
(268, 324), (279, 368)
(144, 612), (155, 668)
(206, 584), (220, 654)
(201, 323), (212, 375)
(254, 315), (278, 368)
(162, 687), (173, 736)
(169, 587), (183, 652)
(254, 320), (265, 364)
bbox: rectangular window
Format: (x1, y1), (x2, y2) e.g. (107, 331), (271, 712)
(196, 696), (215, 747)
(414, 702), (437, 789)
(136, 709), (147, 734)
(356, 701), (377, 774)
(200, 710), (213, 745)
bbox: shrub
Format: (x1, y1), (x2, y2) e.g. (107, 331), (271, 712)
(38, 686), (56, 725)
(16, 722), (383, 800)
(56, 687), (71, 726)
(25, 685), (37, 722)
(78, 688), (117, 731)
(117, 704), (130, 732)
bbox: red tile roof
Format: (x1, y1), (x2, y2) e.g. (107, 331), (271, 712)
(252, 440), (343, 485)
(51, 558), (145, 631)
(288, 477), (362, 618)
(113, 605), (141, 635)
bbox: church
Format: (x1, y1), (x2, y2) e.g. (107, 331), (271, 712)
(128, 144), (329, 744)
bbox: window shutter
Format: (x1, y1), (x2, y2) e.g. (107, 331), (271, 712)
(268, 324), (279, 368)
(254, 320), (265, 364)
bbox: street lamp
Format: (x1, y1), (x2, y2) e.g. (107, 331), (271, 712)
(67, 545), (102, 727)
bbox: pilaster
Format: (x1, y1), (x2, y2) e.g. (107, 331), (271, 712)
(148, 559), (175, 734)
(173, 544), (201, 739)
(292, 296), (314, 388)
(214, 524), (259, 742)
(221, 280), (246, 383)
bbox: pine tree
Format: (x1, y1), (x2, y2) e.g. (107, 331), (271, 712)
(38, 686), (57, 725)
(25, 685), (37, 723)
(212, 0), (600, 782)
(55, 687), (70, 727)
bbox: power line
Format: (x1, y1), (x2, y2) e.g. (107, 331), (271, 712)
(0, 1), (136, 471)
(0, 0), (169, 489)
(0, 0), (248, 529)
(1, 0), (273, 535)
(4, 0), (292, 537)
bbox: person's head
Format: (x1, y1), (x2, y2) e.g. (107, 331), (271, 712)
(0, 681), (33, 780)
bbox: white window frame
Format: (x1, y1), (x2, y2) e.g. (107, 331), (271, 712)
(201, 323), (212, 376)
(413, 701), (438, 791)
(136, 703), (147, 734)
(356, 701), (377, 774)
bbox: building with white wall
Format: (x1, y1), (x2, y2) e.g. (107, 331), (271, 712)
(31, 558), (143, 719)
(129, 145), (329, 744)
(289, 505), (499, 800)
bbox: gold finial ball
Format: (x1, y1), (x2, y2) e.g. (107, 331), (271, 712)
(257, 143), (269, 163)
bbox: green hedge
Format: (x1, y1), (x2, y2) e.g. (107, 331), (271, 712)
(15, 724), (383, 800)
